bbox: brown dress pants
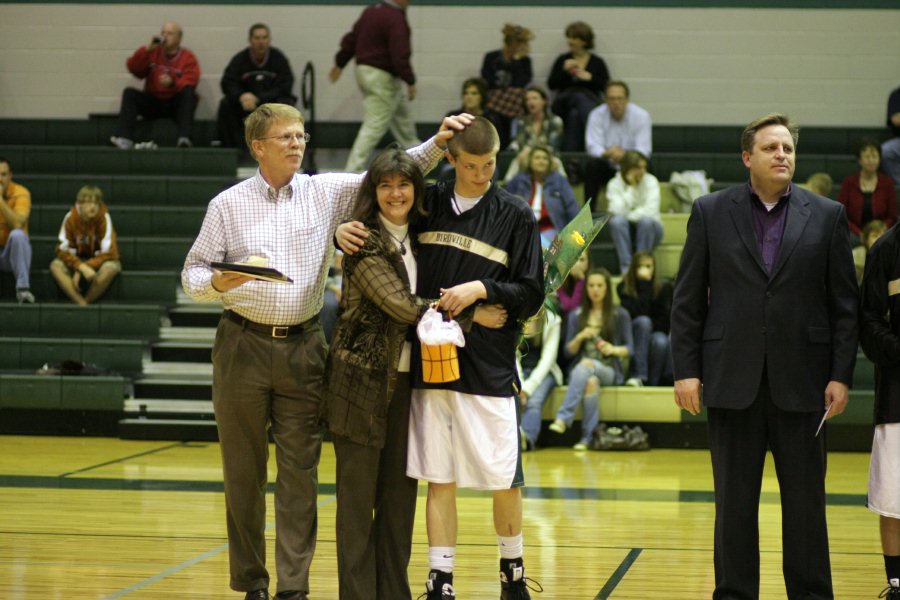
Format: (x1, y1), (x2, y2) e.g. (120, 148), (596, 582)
(212, 315), (326, 595)
(333, 374), (418, 600)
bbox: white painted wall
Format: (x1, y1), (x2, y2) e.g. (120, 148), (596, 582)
(2, 4), (899, 126)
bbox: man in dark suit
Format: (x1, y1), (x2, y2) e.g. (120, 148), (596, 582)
(671, 113), (858, 600)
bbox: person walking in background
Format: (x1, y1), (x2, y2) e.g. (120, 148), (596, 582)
(547, 21), (609, 152)
(50, 185), (121, 305)
(330, 0), (420, 172)
(859, 220), (900, 600)
(0, 157), (34, 304)
(110, 21), (200, 149)
(671, 113), (858, 600)
(218, 23), (296, 153)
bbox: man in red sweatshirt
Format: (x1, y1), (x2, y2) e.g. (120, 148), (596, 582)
(111, 21), (201, 149)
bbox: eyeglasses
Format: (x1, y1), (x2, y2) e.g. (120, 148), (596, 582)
(258, 132), (311, 145)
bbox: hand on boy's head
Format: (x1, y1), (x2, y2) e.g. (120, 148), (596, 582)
(435, 113), (474, 149)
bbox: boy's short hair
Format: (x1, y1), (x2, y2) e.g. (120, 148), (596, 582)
(804, 172), (833, 197)
(446, 116), (500, 158)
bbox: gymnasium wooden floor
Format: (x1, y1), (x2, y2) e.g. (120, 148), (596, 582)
(0, 434), (884, 599)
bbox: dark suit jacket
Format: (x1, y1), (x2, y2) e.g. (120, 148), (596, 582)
(671, 183), (858, 411)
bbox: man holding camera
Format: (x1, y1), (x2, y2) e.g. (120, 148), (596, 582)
(110, 21), (201, 149)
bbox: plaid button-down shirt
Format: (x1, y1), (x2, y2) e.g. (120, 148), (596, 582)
(182, 139), (443, 325)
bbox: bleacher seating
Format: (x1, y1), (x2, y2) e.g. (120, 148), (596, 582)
(0, 118), (882, 447)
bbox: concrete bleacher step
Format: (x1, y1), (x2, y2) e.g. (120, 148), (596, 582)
(0, 302), (163, 337)
(0, 270), (178, 304)
(0, 144), (237, 177)
(30, 235), (193, 271)
(29, 204), (207, 237)
(18, 174), (234, 207)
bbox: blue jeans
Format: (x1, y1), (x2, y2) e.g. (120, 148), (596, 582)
(882, 137), (900, 187)
(0, 229), (32, 289)
(608, 215), (663, 274)
(631, 316), (673, 385)
(555, 358), (616, 444)
(520, 368), (557, 447)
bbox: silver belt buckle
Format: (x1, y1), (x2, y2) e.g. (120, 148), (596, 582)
(271, 326), (289, 338)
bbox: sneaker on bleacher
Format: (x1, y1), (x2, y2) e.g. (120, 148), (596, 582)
(109, 136), (133, 150)
(16, 289), (35, 304)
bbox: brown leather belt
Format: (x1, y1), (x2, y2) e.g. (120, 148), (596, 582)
(223, 310), (317, 339)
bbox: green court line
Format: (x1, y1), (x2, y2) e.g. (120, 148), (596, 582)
(57, 442), (188, 477)
(596, 548), (642, 600)
(0, 474), (868, 506)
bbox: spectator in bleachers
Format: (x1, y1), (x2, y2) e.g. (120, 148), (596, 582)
(549, 267), (633, 450)
(804, 172), (834, 198)
(557, 248), (588, 316)
(583, 81), (653, 209)
(217, 24), (296, 153)
(504, 86), (564, 181)
(881, 84), (900, 186)
(548, 21), (610, 153)
(330, 0), (420, 172)
(616, 251), (673, 386)
(110, 22), (200, 150)
(838, 138), (897, 241)
(517, 307), (563, 451)
(50, 185), (121, 305)
(605, 150), (663, 274)
(505, 144), (579, 249)
(444, 77), (503, 134)
(480, 23), (534, 148)
(853, 219), (887, 285)
(858, 218), (900, 600)
(0, 157), (34, 304)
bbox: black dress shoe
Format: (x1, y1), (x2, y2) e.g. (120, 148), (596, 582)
(275, 592), (306, 600)
(245, 590), (269, 600)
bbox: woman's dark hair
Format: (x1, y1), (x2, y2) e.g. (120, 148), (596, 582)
(522, 85), (550, 117)
(461, 77), (488, 105)
(577, 267), (616, 341)
(855, 137), (882, 160)
(621, 251), (660, 300)
(565, 21), (595, 50)
(350, 146), (427, 226)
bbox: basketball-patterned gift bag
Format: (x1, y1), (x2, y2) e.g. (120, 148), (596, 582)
(417, 307), (466, 383)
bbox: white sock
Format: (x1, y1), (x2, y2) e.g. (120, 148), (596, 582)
(498, 534), (523, 560)
(429, 546), (455, 573)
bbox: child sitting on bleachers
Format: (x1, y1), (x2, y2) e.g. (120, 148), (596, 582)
(49, 185), (121, 305)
